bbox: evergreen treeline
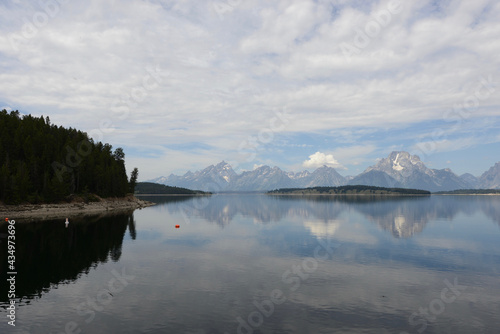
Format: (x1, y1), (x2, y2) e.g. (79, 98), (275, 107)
(0, 110), (132, 204)
(434, 189), (500, 194)
(135, 182), (209, 195)
(268, 185), (431, 195)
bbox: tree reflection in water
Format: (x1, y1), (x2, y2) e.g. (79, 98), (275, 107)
(0, 212), (135, 304)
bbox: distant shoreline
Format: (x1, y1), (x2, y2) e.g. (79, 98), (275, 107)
(0, 195), (155, 221)
(267, 185), (431, 196)
(432, 193), (500, 196)
(267, 193), (430, 196)
(268, 193), (500, 197)
(135, 193), (211, 196)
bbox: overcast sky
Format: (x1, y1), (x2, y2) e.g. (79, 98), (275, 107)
(1, 0), (499, 180)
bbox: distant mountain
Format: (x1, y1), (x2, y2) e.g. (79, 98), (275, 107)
(349, 151), (470, 192)
(460, 173), (479, 188)
(479, 162), (500, 189)
(150, 161), (236, 191)
(230, 166), (295, 191)
(149, 162), (346, 192)
(348, 170), (401, 188)
(294, 165), (346, 188)
(149, 152), (500, 192)
(344, 175), (355, 182)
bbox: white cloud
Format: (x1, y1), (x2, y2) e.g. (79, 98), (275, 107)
(304, 220), (340, 238)
(303, 151), (343, 169)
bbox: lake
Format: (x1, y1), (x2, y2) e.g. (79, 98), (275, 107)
(1, 194), (500, 333)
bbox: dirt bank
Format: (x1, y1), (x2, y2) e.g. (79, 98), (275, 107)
(0, 195), (155, 221)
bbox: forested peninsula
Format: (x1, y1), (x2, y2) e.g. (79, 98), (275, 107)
(135, 182), (210, 195)
(0, 110), (152, 216)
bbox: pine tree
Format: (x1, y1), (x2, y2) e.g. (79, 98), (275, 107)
(129, 168), (139, 193)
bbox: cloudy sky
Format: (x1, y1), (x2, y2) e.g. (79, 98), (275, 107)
(1, 0), (499, 180)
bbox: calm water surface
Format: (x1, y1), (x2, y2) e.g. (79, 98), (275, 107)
(1, 195), (500, 333)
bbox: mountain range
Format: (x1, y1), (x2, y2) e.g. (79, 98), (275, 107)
(148, 151), (500, 192)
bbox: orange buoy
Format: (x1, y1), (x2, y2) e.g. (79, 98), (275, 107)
(175, 225), (180, 228)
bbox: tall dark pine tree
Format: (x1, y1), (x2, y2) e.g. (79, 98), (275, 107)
(129, 168), (139, 194)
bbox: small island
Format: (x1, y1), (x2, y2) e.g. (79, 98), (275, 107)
(134, 182), (211, 195)
(267, 185), (431, 196)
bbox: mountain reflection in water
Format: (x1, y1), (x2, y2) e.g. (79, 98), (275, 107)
(142, 194), (500, 237)
(1, 195), (499, 334)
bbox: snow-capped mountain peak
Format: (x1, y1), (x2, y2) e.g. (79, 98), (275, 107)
(149, 161), (345, 191)
(392, 152), (404, 171)
(366, 151), (427, 179)
(148, 155), (500, 192)
(354, 151), (469, 191)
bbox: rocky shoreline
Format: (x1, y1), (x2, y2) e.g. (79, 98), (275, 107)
(0, 195), (156, 221)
